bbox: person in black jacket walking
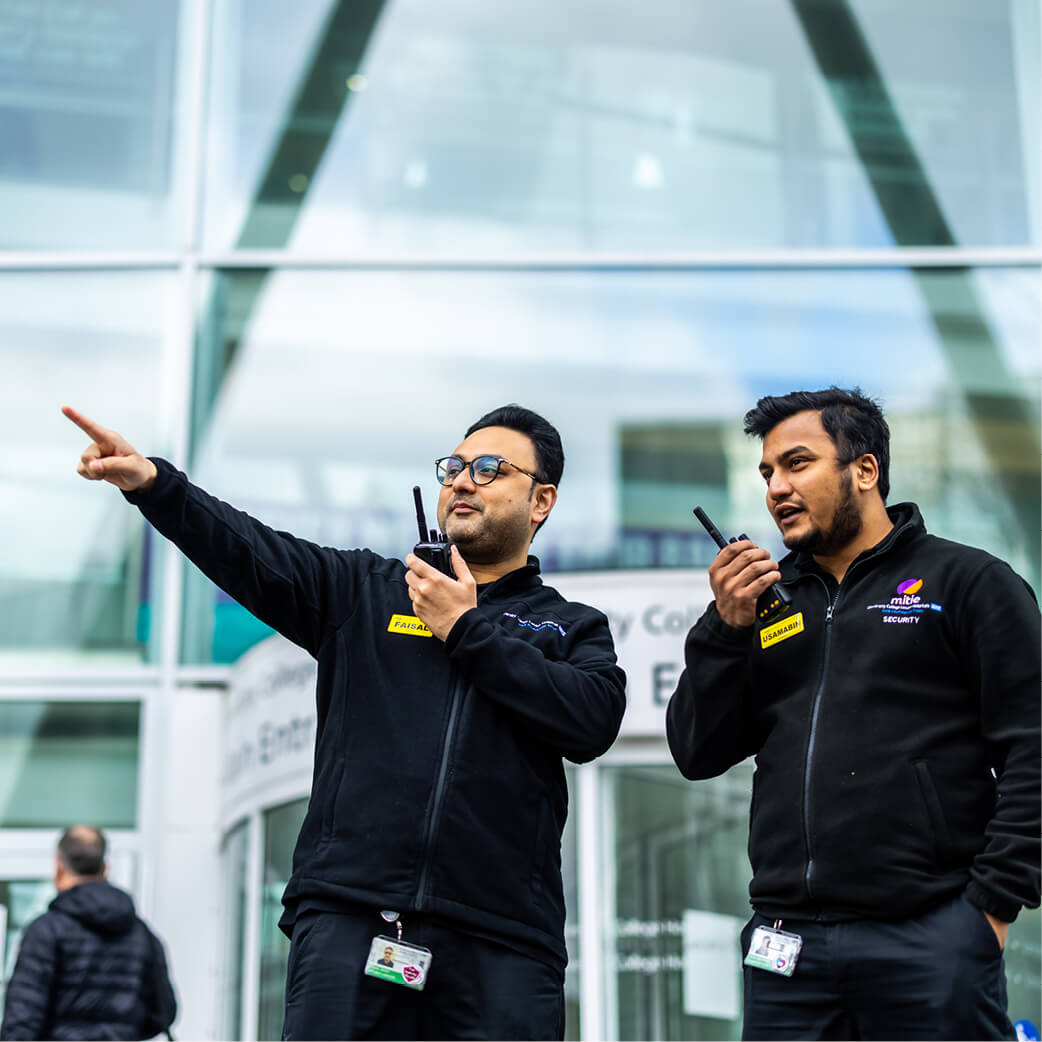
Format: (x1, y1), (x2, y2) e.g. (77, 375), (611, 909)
(63, 403), (626, 1041)
(0, 826), (177, 1041)
(667, 387), (1040, 1041)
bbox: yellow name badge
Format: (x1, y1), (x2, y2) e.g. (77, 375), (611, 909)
(759, 611), (804, 650)
(387, 614), (433, 637)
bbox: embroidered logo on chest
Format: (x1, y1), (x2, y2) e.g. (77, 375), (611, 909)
(865, 578), (944, 626)
(501, 611), (567, 637)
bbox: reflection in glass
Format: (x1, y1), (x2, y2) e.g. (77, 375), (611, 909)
(184, 266), (1039, 664)
(221, 820), (250, 1041)
(258, 798), (308, 1042)
(0, 0), (183, 250)
(605, 763), (752, 1041)
(0, 701), (140, 828)
(0, 271), (174, 666)
(204, 0), (1039, 251)
(0, 879), (54, 1012)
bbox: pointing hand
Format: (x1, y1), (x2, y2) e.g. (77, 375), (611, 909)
(62, 406), (158, 493)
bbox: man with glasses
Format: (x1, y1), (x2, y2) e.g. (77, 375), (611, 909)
(63, 403), (625, 1041)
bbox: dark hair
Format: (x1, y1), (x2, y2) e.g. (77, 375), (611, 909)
(57, 826), (107, 877)
(743, 387), (891, 500)
(466, 404), (564, 487)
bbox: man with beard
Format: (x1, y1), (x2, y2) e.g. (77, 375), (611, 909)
(64, 403), (625, 1041)
(666, 388), (1039, 1041)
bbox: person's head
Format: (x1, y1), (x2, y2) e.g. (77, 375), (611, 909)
(744, 388), (890, 557)
(55, 825), (107, 891)
(436, 405), (562, 567)
(383, 946), (394, 961)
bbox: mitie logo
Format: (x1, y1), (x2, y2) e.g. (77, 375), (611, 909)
(865, 577), (943, 625)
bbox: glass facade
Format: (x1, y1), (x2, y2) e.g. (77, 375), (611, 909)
(0, 701), (140, 828)
(257, 799), (307, 1042)
(2, 0), (1039, 1037)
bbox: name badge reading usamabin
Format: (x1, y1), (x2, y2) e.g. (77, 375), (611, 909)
(759, 611), (804, 650)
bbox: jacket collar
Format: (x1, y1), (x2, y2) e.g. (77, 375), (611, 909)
(780, 501), (924, 581)
(476, 556), (543, 600)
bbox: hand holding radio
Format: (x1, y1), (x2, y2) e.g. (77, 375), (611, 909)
(405, 486), (477, 640)
(693, 506), (792, 628)
(412, 486), (455, 578)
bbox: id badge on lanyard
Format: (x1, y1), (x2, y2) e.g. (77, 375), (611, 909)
(363, 911), (433, 991)
(744, 921), (803, 977)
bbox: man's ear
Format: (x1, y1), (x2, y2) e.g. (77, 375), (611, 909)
(531, 484), (558, 526)
(853, 453), (880, 493)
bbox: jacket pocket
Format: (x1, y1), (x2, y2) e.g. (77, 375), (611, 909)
(320, 758), (345, 842)
(530, 798), (552, 898)
(912, 760), (955, 868)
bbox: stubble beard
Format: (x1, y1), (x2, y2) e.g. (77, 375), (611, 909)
(782, 471), (863, 556)
(442, 493), (534, 566)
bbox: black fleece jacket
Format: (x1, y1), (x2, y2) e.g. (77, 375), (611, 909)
(126, 459), (626, 971)
(0, 882), (176, 1041)
(667, 503), (1040, 925)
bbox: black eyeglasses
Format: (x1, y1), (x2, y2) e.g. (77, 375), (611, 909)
(435, 455), (545, 486)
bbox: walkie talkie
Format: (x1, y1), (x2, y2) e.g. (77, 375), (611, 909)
(412, 486), (455, 578)
(693, 506), (792, 624)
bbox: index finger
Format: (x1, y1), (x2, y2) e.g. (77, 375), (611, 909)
(61, 405), (110, 443)
(713, 538), (763, 564)
(405, 552), (436, 578)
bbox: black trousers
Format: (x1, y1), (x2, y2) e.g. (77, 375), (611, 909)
(740, 892), (1015, 1040)
(281, 908), (565, 1041)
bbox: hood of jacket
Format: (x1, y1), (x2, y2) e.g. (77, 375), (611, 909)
(49, 880), (137, 936)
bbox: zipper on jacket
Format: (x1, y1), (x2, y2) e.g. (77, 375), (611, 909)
(415, 670), (466, 909)
(801, 584), (834, 903)
(797, 533), (902, 902)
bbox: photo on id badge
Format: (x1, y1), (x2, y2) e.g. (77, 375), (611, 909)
(744, 924), (803, 977)
(364, 935), (433, 990)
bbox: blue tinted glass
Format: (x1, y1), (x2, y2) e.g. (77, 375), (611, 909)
(183, 265), (1040, 663)
(0, 701), (140, 827)
(0, 1), (183, 249)
(0, 271), (174, 665)
(204, 0), (1039, 250)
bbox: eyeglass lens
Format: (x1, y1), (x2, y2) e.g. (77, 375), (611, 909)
(437, 456), (504, 485)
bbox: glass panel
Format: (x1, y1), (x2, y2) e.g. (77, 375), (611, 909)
(602, 764), (1042, 1037)
(182, 265), (1039, 663)
(203, 0), (1039, 251)
(606, 762), (752, 1040)
(257, 798), (308, 1042)
(221, 819), (250, 1041)
(0, 0), (184, 250)
(0, 701), (140, 828)
(1008, 908), (1042, 1031)
(0, 879), (54, 1013)
(0, 271), (176, 666)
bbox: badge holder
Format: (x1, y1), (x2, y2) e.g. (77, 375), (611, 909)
(744, 921), (803, 977)
(364, 911), (433, 991)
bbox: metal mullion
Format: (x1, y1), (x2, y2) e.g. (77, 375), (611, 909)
(577, 761), (606, 1041)
(2, 247), (1039, 274)
(194, 246), (1042, 270)
(241, 809), (264, 1042)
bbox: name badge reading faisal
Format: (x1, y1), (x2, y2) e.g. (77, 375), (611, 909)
(364, 935), (433, 990)
(744, 925), (803, 977)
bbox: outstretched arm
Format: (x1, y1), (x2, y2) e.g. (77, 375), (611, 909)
(62, 406), (157, 493)
(62, 405), (367, 656)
